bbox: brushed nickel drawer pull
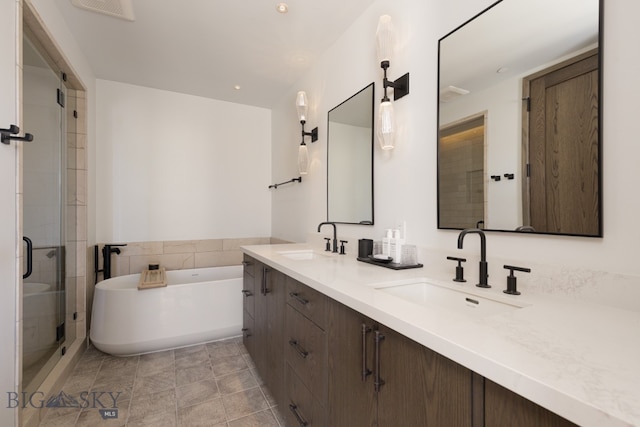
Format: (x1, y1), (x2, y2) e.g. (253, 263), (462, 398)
(289, 403), (309, 427)
(288, 339), (309, 359)
(241, 289), (252, 297)
(289, 292), (309, 305)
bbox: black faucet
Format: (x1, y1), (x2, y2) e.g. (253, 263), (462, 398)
(317, 222), (338, 253)
(102, 244), (127, 280)
(457, 228), (490, 288)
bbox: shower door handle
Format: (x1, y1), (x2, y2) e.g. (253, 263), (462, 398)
(23, 236), (33, 279)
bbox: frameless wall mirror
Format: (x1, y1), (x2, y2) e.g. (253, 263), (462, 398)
(327, 83), (374, 225)
(437, 0), (602, 237)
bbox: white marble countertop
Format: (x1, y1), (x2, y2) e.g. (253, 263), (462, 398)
(241, 243), (640, 427)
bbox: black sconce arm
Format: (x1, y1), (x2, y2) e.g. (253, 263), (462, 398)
(300, 120), (318, 142)
(380, 60), (410, 101)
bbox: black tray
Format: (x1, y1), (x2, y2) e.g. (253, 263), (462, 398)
(357, 257), (423, 270)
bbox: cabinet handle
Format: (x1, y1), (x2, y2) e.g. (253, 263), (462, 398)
(288, 403), (309, 427)
(289, 292), (309, 306)
(361, 323), (372, 382)
(241, 289), (252, 297)
(241, 327), (251, 337)
(288, 339), (309, 359)
(261, 267), (270, 295)
(374, 330), (385, 392)
(241, 260), (252, 267)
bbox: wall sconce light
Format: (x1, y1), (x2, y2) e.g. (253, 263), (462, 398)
(376, 15), (410, 150)
(296, 90), (318, 175)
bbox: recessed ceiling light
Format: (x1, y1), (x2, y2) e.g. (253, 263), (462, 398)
(276, 3), (288, 14)
(233, 85), (241, 90)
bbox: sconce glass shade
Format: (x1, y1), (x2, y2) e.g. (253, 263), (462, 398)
(298, 143), (309, 175)
(296, 91), (309, 122)
(376, 15), (395, 64)
(377, 100), (395, 150)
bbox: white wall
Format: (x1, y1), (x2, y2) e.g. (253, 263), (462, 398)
(328, 122), (372, 223)
(271, 0), (640, 279)
(95, 80), (272, 242)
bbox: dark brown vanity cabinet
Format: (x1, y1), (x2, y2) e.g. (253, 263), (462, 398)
(283, 276), (329, 427)
(242, 256), (286, 405)
(326, 299), (473, 427)
(484, 380), (577, 427)
(242, 256), (578, 427)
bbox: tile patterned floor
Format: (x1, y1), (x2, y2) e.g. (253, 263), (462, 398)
(39, 337), (285, 427)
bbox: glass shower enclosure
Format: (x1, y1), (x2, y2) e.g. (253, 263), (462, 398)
(21, 35), (70, 393)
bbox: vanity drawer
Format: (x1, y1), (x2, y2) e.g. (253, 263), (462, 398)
(242, 309), (256, 361)
(286, 276), (327, 330)
(284, 363), (327, 427)
(242, 270), (255, 318)
(242, 254), (256, 277)
(285, 304), (328, 404)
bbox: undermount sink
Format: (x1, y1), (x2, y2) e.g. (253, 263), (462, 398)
(277, 249), (330, 261)
(375, 280), (527, 319)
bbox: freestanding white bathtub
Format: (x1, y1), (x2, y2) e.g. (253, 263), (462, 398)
(90, 265), (243, 356)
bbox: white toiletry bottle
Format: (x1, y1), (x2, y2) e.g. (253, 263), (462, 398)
(382, 229), (392, 257)
(390, 229), (403, 264)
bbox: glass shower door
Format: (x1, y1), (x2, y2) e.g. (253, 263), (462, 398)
(22, 36), (66, 393)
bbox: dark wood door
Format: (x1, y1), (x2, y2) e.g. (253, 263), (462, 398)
(376, 325), (473, 427)
(327, 300), (377, 427)
(485, 380), (577, 427)
(527, 51), (599, 235)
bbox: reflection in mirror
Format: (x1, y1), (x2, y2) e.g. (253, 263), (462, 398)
(327, 83), (374, 225)
(437, 0), (602, 236)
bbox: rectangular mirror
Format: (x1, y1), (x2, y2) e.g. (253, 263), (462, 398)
(437, 0), (602, 236)
(327, 83), (375, 225)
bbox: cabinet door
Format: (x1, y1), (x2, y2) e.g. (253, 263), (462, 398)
(264, 267), (286, 406)
(327, 300), (377, 427)
(252, 262), (268, 375)
(484, 380), (577, 427)
(377, 325), (473, 427)
(242, 256), (257, 361)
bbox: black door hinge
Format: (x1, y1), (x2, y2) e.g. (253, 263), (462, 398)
(56, 89), (65, 108)
(526, 163), (531, 177)
(56, 323), (65, 342)
(523, 97), (530, 112)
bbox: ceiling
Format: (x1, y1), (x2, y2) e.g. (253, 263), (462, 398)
(51, 0), (376, 108)
(439, 0), (599, 99)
